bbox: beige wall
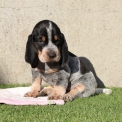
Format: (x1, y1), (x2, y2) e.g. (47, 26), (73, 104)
(0, 0), (122, 87)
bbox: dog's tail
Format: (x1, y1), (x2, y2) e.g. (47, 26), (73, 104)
(95, 88), (112, 95)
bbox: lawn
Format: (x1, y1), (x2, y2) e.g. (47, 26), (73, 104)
(0, 84), (122, 122)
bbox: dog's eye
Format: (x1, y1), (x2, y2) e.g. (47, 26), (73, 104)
(53, 35), (60, 44)
(54, 35), (58, 41)
(39, 36), (46, 42)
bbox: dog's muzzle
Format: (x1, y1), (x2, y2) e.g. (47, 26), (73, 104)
(47, 50), (56, 59)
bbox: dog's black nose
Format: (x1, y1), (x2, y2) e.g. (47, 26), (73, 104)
(48, 51), (56, 59)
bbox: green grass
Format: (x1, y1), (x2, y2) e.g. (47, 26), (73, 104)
(0, 84), (122, 122)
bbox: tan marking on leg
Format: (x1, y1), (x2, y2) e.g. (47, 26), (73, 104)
(64, 84), (85, 101)
(31, 77), (42, 91)
(24, 78), (42, 97)
(53, 86), (65, 95)
(48, 86), (66, 100)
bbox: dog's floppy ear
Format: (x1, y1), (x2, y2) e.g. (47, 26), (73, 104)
(25, 34), (39, 68)
(60, 33), (69, 67)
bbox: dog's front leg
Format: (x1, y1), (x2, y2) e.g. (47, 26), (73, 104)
(38, 82), (68, 100)
(38, 70), (69, 100)
(48, 85), (67, 100)
(24, 69), (42, 97)
(47, 70), (69, 100)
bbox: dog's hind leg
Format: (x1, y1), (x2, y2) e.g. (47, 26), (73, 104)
(79, 88), (96, 98)
(63, 84), (85, 101)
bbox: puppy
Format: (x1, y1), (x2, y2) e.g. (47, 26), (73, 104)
(24, 20), (112, 101)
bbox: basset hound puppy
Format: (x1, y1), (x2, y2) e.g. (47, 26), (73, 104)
(24, 20), (112, 101)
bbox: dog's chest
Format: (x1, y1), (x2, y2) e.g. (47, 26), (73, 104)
(40, 72), (59, 85)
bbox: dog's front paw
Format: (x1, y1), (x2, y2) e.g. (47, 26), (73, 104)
(48, 94), (63, 100)
(24, 90), (40, 98)
(37, 90), (47, 96)
(63, 94), (73, 101)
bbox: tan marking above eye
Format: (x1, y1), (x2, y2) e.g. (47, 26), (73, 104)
(42, 36), (46, 41)
(54, 35), (58, 41)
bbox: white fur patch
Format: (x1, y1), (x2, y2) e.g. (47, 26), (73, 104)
(46, 22), (52, 44)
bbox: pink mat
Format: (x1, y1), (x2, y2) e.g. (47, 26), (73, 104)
(0, 87), (64, 105)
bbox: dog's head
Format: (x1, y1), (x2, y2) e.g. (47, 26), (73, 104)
(25, 20), (69, 68)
